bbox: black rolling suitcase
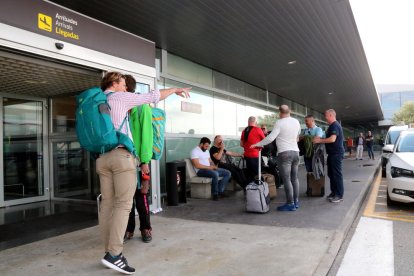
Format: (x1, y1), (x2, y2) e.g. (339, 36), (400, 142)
(306, 174), (325, 197)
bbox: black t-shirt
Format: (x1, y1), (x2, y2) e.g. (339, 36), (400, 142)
(325, 121), (344, 155)
(366, 135), (373, 146)
(210, 146), (226, 165)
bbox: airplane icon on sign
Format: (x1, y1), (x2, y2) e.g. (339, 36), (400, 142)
(38, 13), (52, 32)
(40, 16), (50, 27)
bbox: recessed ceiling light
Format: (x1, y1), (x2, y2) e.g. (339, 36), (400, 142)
(328, 91), (334, 95)
(288, 60), (296, 65)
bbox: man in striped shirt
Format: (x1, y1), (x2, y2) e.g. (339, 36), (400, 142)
(98, 72), (190, 274)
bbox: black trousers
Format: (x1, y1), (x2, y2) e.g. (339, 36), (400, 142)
(126, 184), (151, 233)
(218, 162), (248, 189)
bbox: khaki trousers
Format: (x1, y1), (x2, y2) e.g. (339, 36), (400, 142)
(96, 148), (137, 256)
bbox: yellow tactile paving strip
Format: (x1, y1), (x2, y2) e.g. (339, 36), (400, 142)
(363, 172), (414, 223)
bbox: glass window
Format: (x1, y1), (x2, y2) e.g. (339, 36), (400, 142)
(213, 71), (246, 98)
(3, 98), (44, 200)
(292, 102), (306, 115)
(53, 141), (89, 199)
(268, 92), (276, 106)
(167, 53), (213, 87)
(245, 84), (267, 103)
(213, 96), (237, 136)
(236, 103), (247, 136)
(401, 91), (414, 104)
(397, 134), (414, 152)
(381, 93), (401, 110)
(280, 97), (293, 107)
(163, 80), (214, 135)
(386, 130), (403, 145)
(245, 105), (274, 130)
(51, 95), (77, 133)
(135, 82), (150, 94)
(383, 109), (395, 120)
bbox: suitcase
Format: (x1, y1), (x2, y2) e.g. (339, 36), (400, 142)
(246, 151), (270, 213)
(306, 174), (325, 197)
(262, 173), (277, 199)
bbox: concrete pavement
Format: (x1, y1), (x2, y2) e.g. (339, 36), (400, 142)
(0, 154), (380, 276)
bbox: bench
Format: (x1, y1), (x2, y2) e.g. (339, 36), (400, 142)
(184, 158), (223, 199)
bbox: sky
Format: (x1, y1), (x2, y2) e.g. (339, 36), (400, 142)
(350, 0), (414, 92)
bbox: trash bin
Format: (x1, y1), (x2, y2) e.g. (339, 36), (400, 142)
(166, 161), (187, 206)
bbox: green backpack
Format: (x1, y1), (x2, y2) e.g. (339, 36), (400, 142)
(151, 107), (166, 160)
(75, 87), (136, 156)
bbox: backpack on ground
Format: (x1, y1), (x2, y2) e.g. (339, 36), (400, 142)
(75, 87), (135, 156)
(151, 107), (166, 160)
(245, 151), (270, 213)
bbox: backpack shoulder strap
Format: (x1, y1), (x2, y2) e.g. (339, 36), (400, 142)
(117, 113), (129, 134)
(243, 126), (252, 142)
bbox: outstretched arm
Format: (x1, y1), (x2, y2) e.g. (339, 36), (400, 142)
(159, 87), (191, 100)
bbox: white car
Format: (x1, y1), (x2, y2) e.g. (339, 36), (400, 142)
(382, 124), (409, 177)
(386, 129), (414, 205)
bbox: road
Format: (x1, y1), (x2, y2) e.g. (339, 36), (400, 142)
(329, 172), (414, 276)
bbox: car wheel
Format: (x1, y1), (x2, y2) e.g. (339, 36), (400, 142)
(386, 189), (395, 206)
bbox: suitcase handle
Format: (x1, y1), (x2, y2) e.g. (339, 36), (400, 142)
(258, 149), (261, 181)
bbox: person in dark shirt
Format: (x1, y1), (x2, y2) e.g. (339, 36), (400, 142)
(313, 109), (344, 203)
(366, 131), (375, 160)
(210, 135), (246, 188)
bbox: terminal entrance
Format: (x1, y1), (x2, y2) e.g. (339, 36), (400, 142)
(0, 49), (102, 207)
(0, 47), (158, 249)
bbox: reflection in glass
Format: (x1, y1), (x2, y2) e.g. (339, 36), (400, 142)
(236, 104), (246, 136)
(214, 97), (237, 135)
(53, 141), (94, 200)
(401, 91), (414, 103)
(164, 80), (214, 135)
(381, 93), (401, 110)
(135, 83), (150, 94)
(3, 98), (43, 200)
(245, 105), (273, 129)
(51, 95), (77, 133)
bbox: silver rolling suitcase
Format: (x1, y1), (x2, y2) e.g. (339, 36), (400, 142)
(245, 151), (270, 213)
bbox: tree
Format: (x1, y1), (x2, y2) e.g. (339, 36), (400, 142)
(257, 113), (279, 129)
(392, 101), (414, 124)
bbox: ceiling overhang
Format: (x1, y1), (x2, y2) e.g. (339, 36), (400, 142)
(50, 0), (383, 127)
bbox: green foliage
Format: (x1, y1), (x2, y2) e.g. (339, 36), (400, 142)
(392, 101), (414, 124)
(257, 113), (279, 129)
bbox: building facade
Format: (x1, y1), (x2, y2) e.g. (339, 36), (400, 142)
(2, 0), (362, 212)
(380, 90), (414, 121)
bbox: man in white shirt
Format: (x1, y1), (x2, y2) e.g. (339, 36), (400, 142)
(356, 132), (365, 160)
(191, 137), (231, 201)
(251, 105), (301, 211)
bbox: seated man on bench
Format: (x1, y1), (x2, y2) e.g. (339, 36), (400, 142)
(191, 137), (231, 201)
(210, 135), (248, 189)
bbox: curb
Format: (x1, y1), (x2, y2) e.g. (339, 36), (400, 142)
(312, 162), (381, 276)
